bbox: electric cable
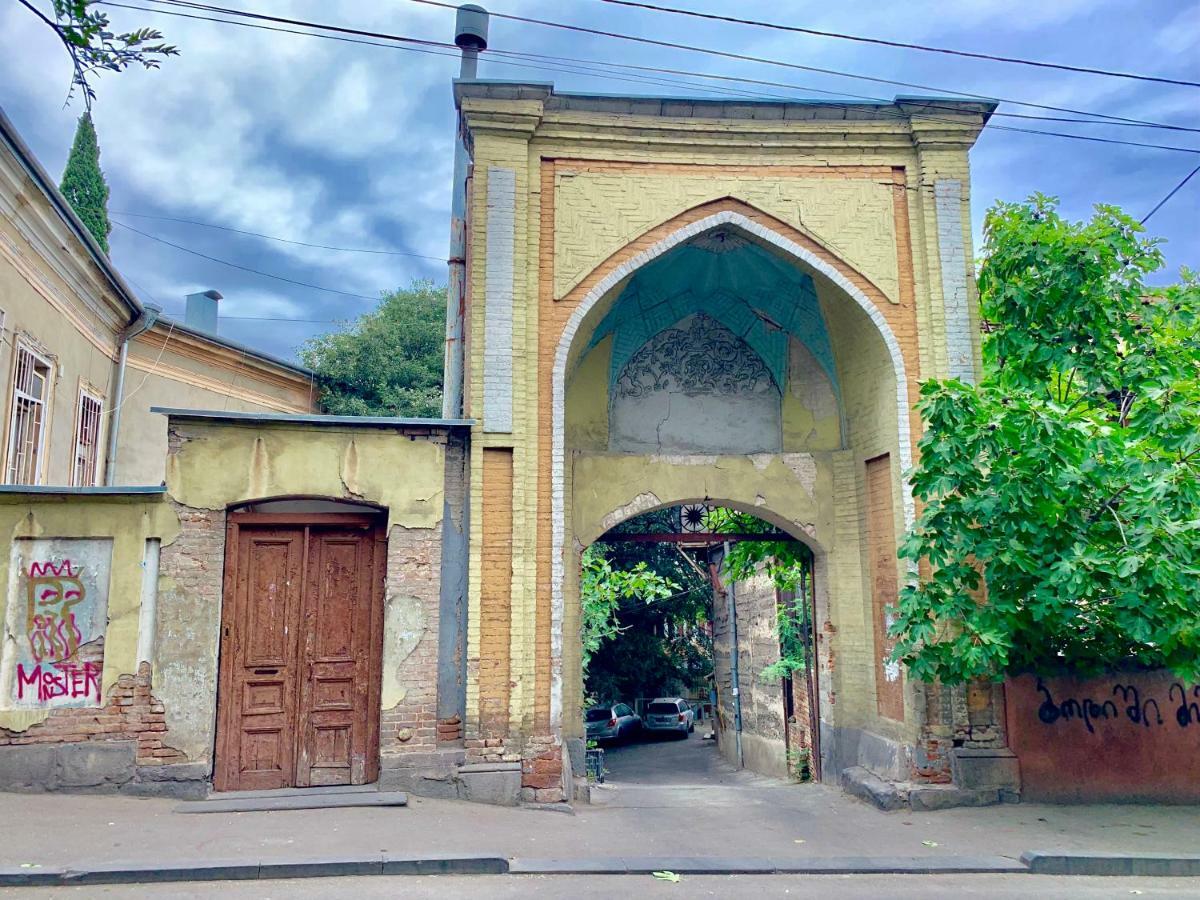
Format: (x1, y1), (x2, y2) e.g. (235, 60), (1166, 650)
(107, 1), (1200, 154)
(1140, 163), (1200, 224)
(599, 0), (1200, 90)
(112, 220), (382, 301)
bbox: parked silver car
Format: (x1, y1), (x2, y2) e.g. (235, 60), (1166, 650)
(643, 697), (695, 737)
(586, 703), (641, 743)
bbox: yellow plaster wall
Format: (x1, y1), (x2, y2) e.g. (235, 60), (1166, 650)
(164, 422), (445, 530)
(0, 494), (178, 731)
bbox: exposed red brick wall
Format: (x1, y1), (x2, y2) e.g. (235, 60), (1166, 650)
(379, 524), (444, 757)
(0, 662), (185, 766)
(478, 448), (514, 738)
(521, 735), (564, 803)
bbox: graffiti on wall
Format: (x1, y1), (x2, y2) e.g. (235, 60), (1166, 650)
(1035, 677), (1200, 735)
(1, 538), (112, 710)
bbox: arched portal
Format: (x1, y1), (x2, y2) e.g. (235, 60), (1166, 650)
(553, 207), (919, 782)
(579, 496), (833, 780)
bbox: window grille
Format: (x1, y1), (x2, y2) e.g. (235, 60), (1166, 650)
(6, 344), (52, 485)
(72, 388), (103, 486)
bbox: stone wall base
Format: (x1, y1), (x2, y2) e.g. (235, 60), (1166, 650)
(0, 742), (208, 797)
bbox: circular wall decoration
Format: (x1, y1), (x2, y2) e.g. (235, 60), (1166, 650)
(679, 504), (709, 533)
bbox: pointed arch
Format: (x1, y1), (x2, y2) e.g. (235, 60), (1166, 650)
(548, 205), (916, 733)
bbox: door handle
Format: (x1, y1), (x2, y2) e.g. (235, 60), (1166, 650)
(253, 667), (280, 675)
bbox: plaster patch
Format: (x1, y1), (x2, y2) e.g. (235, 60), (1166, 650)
(754, 494), (767, 507)
(647, 454), (718, 467)
(934, 180), (975, 384)
(381, 593), (427, 710)
(248, 438), (269, 499)
(599, 492), (661, 533)
(781, 453), (818, 498)
(748, 454), (773, 472)
(483, 167), (516, 433)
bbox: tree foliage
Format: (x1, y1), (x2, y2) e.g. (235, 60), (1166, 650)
(580, 543), (678, 687)
(300, 280), (446, 417)
(22, 0), (177, 107)
(582, 509), (714, 703)
(892, 195), (1200, 684)
(59, 113), (110, 252)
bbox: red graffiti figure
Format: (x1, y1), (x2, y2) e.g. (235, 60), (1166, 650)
(25, 559), (85, 663)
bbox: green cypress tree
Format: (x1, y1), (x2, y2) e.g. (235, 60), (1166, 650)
(59, 113), (111, 253)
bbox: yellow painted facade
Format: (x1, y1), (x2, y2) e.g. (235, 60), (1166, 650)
(458, 85), (990, 780)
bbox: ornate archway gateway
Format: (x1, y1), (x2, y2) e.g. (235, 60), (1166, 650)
(449, 82), (1001, 803)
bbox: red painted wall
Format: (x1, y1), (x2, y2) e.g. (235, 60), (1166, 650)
(1006, 670), (1200, 803)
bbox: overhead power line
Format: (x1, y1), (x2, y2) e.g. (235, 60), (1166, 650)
(134, 0), (1190, 135)
(485, 46), (1200, 134)
(110, 210), (445, 260)
(112, 220), (381, 301)
(1140, 163), (1200, 224)
(402, 0), (1200, 136)
(114, 0), (1200, 156)
(105, 2), (786, 101)
(599, 0), (1200, 90)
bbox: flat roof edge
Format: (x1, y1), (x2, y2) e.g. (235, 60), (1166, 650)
(153, 408), (475, 428)
(0, 485), (166, 496)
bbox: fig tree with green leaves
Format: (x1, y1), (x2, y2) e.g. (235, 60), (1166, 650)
(892, 195), (1200, 684)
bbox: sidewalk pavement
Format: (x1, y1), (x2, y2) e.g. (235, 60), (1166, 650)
(0, 772), (1198, 885)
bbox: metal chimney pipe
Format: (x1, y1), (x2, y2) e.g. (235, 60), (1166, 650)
(442, 4), (489, 419)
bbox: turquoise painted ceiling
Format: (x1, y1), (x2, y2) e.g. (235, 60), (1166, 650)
(588, 231), (839, 393)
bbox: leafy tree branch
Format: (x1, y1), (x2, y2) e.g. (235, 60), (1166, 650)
(22, 0), (177, 107)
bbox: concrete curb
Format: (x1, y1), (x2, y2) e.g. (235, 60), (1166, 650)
(1022, 851), (1200, 877)
(0, 855), (509, 886)
(509, 856), (1028, 875)
(2, 853), (1198, 885)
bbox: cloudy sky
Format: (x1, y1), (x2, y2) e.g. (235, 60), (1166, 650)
(3, 0), (1197, 362)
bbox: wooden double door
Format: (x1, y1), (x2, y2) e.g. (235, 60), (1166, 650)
(215, 513), (385, 792)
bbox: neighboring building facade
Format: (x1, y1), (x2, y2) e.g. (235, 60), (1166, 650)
(0, 108), (316, 490)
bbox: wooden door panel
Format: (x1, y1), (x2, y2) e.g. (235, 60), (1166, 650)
(242, 539), (293, 666)
(296, 527), (377, 787)
(215, 527), (303, 792)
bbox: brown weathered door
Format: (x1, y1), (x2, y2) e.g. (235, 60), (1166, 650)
(295, 526), (380, 786)
(216, 514), (383, 792)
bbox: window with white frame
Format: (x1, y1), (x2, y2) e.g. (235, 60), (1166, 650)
(6, 343), (53, 485)
(72, 387), (103, 486)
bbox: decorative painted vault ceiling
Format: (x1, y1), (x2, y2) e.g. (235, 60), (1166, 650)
(587, 229), (839, 393)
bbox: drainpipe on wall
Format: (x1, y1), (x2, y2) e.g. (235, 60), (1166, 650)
(723, 541), (744, 770)
(441, 4), (489, 419)
(103, 305), (160, 486)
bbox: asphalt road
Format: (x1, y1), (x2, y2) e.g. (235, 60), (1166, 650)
(3, 874), (1198, 898)
(600, 726), (727, 786)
